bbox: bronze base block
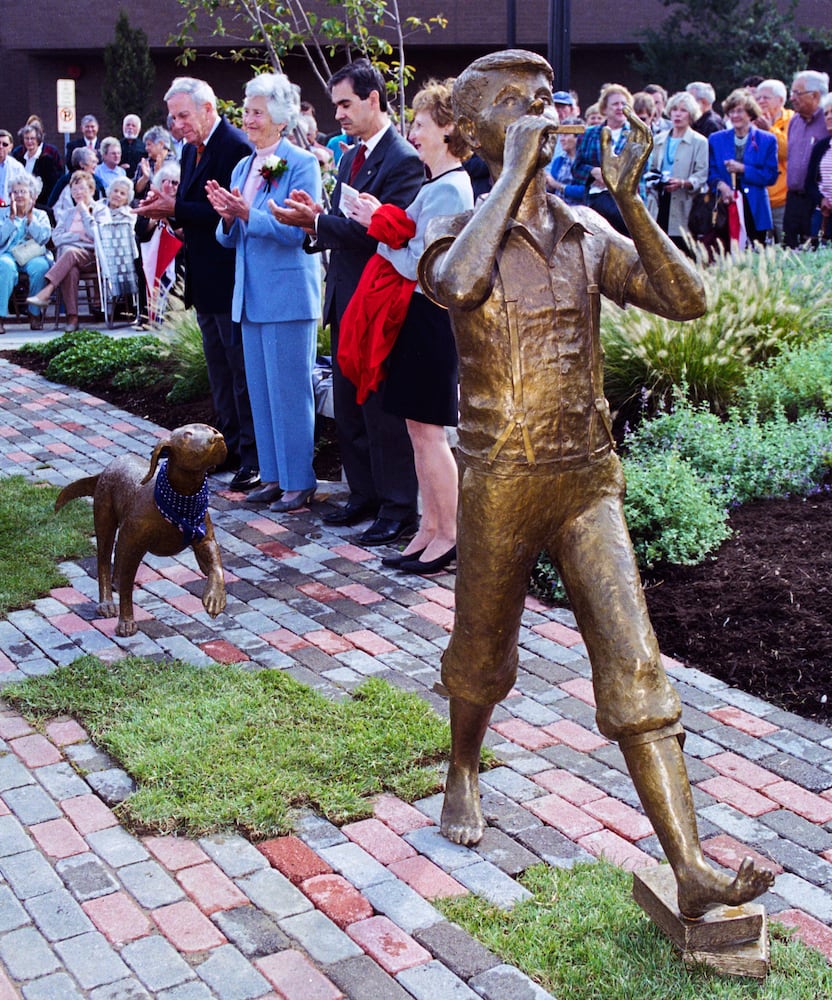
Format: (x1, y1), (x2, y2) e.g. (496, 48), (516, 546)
(633, 865), (770, 980)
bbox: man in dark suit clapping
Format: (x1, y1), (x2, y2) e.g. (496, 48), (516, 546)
(137, 77), (259, 492)
(273, 60), (424, 545)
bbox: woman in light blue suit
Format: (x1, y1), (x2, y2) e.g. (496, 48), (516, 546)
(208, 73), (322, 512)
(708, 89), (778, 245)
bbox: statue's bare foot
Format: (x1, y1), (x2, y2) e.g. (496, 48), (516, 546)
(677, 857), (775, 919)
(441, 763), (484, 846)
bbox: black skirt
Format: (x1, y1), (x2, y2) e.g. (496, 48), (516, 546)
(382, 292), (459, 426)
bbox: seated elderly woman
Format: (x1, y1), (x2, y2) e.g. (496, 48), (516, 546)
(133, 126), (176, 199)
(27, 170), (98, 332)
(0, 173), (52, 333)
(93, 176), (136, 226)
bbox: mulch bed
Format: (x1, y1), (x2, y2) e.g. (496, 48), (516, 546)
(5, 346), (831, 722)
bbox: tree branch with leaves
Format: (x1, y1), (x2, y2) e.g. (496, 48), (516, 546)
(170, 0), (447, 133)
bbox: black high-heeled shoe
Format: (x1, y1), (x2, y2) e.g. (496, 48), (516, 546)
(398, 546), (456, 575)
(381, 547), (425, 568)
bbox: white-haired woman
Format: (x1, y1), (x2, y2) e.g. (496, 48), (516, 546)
(0, 173), (51, 332)
(207, 72), (322, 512)
(646, 91), (709, 252)
(93, 176), (136, 226)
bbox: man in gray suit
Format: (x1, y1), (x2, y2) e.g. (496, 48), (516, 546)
(273, 60), (424, 545)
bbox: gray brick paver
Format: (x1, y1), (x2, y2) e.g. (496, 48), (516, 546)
(120, 934), (196, 991)
(55, 929), (132, 989)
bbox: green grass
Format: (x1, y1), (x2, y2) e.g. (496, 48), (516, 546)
(0, 476), (94, 617)
(5, 655), (452, 838)
(437, 860), (832, 998)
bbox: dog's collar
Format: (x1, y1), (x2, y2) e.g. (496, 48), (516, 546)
(154, 460), (209, 545)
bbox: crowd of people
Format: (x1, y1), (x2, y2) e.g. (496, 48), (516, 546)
(546, 71), (831, 252)
(2, 59), (830, 555)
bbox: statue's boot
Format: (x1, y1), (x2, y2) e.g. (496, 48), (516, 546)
(621, 733), (775, 918)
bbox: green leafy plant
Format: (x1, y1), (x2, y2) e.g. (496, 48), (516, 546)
(6, 656), (452, 837)
(628, 397), (832, 508)
(737, 334), (832, 421)
(43, 332), (164, 390)
(621, 450), (730, 568)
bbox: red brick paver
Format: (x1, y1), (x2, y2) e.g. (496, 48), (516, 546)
(388, 856), (468, 899)
(143, 835), (210, 872)
(708, 706), (779, 738)
(558, 677), (596, 706)
(701, 835), (782, 875)
(29, 818), (87, 859)
(343, 630), (397, 656)
(543, 719), (608, 752)
(577, 829), (659, 871)
(347, 915), (431, 975)
(83, 891), (152, 944)
(703, 751), (780, 790)
(176, 861), (249, 914)
(151, 900), (227, 952)
(300, 874), (373, 929)
(775, 909), (832, 963)
(372, 794), (434, 836)
(531, 620), (583, 645)
(697, 776), (779, 817)
(9, 734), (61, 767)
(61, 794), (120, 836)
(44, 718), (87, 746)
(582, 797), (654, 842)
(491, 718), (558, 751)
(198, 639), (249, 664)
(763, 781), (832, 825)
(533, 769), (605, 805)
(342, 818), (416, 865)
(256, 949), (343, 999)
(525, 793), (604, 839)
(258, 836), (332, 885)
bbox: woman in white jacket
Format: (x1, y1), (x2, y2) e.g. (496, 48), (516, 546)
(646, 91), (709, 252)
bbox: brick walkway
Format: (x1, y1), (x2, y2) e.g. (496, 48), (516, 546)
(2, 356), (832, 998)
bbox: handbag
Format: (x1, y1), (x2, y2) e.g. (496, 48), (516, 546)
(11, 238), (47, 267)
(687, 190), (716, 238)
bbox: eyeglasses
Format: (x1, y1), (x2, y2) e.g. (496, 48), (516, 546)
(790, 89), (816, 97)
(0, 141), (11, 148)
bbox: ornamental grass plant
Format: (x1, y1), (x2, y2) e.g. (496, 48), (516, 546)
(602, 246), (832, 416)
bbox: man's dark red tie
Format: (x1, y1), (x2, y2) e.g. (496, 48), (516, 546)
(348, 144), (366, 182)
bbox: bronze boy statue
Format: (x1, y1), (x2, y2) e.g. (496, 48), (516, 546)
(419, 50), (774, 919)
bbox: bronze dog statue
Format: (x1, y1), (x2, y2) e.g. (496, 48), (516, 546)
(55, 423), (228, 637)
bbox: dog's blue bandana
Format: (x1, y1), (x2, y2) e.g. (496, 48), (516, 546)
(154, 460), (209, 544)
